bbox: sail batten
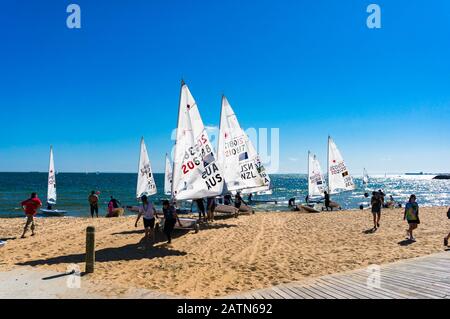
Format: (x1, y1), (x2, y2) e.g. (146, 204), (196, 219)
(217, 96), (271, 194)
(136, 138), (157, 199)
(171, 83), (224, 200)
(327, 137), (355, 194)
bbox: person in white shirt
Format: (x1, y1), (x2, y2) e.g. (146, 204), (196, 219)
(134, 195), (158, 242)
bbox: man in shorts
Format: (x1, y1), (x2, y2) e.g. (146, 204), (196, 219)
(21, 192), (42, 238)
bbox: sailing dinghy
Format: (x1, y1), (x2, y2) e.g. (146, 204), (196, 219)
(40, 146), (67, 216)
(326, 136), (355, 209)
(216, 96), (273, 214)
(167, 81), (225, 230)
(300, 152), (326, 213)
(128, 137), (157, 215)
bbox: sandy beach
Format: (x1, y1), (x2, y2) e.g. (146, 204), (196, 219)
(1, 207), (449, 298)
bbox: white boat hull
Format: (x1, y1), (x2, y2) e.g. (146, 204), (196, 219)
(158, 217), (199, 233)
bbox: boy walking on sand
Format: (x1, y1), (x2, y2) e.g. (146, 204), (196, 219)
(21, 193), (42, 238)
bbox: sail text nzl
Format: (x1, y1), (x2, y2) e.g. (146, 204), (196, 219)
(240, 162), (258, 180)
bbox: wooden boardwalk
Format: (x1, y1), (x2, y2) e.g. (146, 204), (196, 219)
(225, 252), (450, 299)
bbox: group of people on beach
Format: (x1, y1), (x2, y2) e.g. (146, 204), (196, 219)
(16, 191), (450, 249)
(193, 192), (247, 222)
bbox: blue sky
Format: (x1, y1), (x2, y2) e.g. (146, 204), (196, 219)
(0, 0), (449, 174)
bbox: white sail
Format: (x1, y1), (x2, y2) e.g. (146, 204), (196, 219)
(136, 138), (157, 199)
(363, 168), (369, 185)
(217, 96), (271, 194)
(327, 136), (355, 194)
(308, 151), (325, 198)
(164, 153), (173, 196)
(47, 146), (57, 205)
(171, 82), (224, 200)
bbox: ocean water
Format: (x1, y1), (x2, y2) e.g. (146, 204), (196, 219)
(0, 173), (449, 218)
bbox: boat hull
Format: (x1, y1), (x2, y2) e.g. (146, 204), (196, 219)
(40, 209), (67, 217)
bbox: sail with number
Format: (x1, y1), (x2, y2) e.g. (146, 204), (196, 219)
(327, 136), (355, 194)
(171, 81), (224, 201)
(217, 96), (271, 194)
(47, 146), (57, 205)
(164, 153), (173, 196)
(136, 137), (157, 199)
(308, 151), (325, 198)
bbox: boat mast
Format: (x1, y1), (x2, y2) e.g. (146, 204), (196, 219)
(327, 136), (330, 194)
(171, 79), (185, 202)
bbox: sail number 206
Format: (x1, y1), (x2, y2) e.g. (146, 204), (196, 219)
(181, 134), (210, 175)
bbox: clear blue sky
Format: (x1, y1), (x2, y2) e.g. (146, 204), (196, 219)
(0, 0), (449, 174)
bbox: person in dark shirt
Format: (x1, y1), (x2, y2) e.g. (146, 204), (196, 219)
(324, 191), (331, 211)
(224, 194), (233, 206)
(371, 191), (382, 230)
(162, 200), (182, 244)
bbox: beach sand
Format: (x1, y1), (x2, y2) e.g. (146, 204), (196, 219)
(1, 207), (449, 298)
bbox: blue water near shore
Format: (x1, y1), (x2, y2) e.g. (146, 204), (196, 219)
(0, 173), (449, 218)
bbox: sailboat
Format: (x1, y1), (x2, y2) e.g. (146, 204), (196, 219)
(136, 137), (157, 199)
(363, 168), (369, 186)
(217, 95), (272, 203)
(326, 136), (355, 208)
(169, 81), (224, 230)
(171, 81), (224, 201)
(298, 152), (326, 213)
(164, 153), (173, 196)
(41, 146), (67, 216)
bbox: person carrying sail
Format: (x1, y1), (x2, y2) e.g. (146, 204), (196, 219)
(20, 193), (42, 238)
(135, 195), (158, 243)
(234, 192), (247, 210)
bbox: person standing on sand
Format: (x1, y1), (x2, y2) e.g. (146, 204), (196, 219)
(324, 191), (331, 211)
(195, 198), (206, 222)
(234, 192), (247, 210)
(135, 195), (158, 243)
(162, 200), (182, 245)
(88, 191), (99, 218)
(371, 191), (382, 230)
(20, 193), (42, 238)
(207, 196), (217, 222)
(444, 207), (450, 246)
(404, 194), (420, 241)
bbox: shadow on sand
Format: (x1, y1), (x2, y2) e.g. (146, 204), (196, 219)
(362, 228), (377, 234)
(1, 237), (17, 241)
(17, 234), (187, 267)
(398, 239), (416, 246)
